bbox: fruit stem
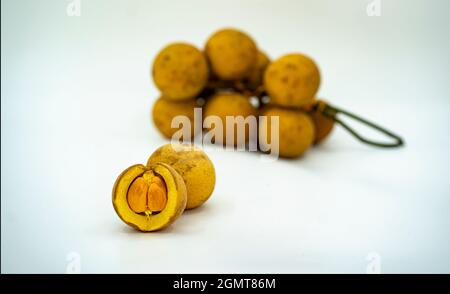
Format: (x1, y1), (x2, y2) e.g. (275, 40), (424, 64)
(201, 81), (404, 148)
(319, 103), (404, 148)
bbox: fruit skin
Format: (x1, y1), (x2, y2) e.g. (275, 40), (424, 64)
(205, 28), (257, 80)
(152, 96), (200, 140)
(247, 50), (270, 90)
(259, 107), (315, 158)
(112, 162), (187, 232)
(302, 99), (334, 145)
(152, 43), (209, 100)
(264, 53), (320, 107)
(203, 92), (258, 146)
(147, 144), (215, 210)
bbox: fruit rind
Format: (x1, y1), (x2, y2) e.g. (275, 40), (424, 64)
(247, 50), (270, 89)
(112, 163), (187, 232)
(152, 96), (200, 140)
(264, 53), (320, 107)
(152, 43), (209, 100)
(259, 106), (315, 158)
(302, 99), (335, 145)
(203, 92), (258, 146)
(147, 144), (215, 209)
(205, 28), (257, 80)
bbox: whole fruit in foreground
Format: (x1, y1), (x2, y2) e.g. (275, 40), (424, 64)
(152, 96), (200, 140)
(259, 107), (315, 158)
(264, 53), (320, 107)
(152, 43), (209, 100)
(147, 144), (215, 209)
(205, 28), (257, 80)
(112, 162), (187, 231)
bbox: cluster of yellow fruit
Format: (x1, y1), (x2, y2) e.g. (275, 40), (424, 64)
(113, 144), (215, 231)
(151, 28), (335, 158)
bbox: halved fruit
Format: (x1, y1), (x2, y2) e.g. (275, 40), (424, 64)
(112, 162), (187, 232)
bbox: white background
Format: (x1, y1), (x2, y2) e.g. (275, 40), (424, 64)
(2, 0), (450, 273)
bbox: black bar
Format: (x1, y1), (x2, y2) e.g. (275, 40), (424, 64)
(1, 274), (450, 291)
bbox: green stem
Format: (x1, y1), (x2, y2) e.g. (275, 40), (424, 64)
(321, 104), (404, 148)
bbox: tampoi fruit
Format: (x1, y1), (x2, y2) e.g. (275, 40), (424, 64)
(112, 163), (187, 231)
(147, 144), (215, 210)
(259, 107), (315, 158)
(203, 92), (258, 146)
(205, 28), (257, 80)
(247, 50), (270, 90)
(152, 43), (209, 100)
(264, 53), (320, 107)
(152, 96), (200, 140)
(302, 99), (335, 145)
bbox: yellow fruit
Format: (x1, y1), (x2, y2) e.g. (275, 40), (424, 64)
(147, 144), (215, 209)
(112, 163), (187, 232)
(152, 96), (200, 140)
(302, 99), (335, 144)
(203, 92), (258, 146)
(247, 50), (270, 89)
(152, 43), (209, 100)
(259, 107), (315, 158)
(205, 28), (257, 80)
(264, 53), (320, 107)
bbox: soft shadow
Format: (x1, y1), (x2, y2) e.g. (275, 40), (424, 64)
(108, 203), (219, 235)
(182, 202), (216, 216)
(118, 222), (178, 235)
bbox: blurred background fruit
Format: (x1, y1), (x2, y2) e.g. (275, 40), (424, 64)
(264, 53), (320, 107)
(259, 106), (315, 158)
(205, 28), (258, 80)
(203, 92), (258, 146)
(152, 96), (201, 140)
(152, 43), (209, 100)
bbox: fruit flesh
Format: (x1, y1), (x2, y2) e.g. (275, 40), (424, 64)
(146, 176), (168, 212)
(152, 43), (209, 100)
(127, 175), (168, 214)
(205, 28), (257, 80)
(147, 144), (215, 209)
(203, 92), (258, 146)
(112, 163), (187, 231)
(259, 107), (315, 158)
(264, 53), (320, 107)
(127, 177), (149, 213)
(152, 96), (200, 140)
